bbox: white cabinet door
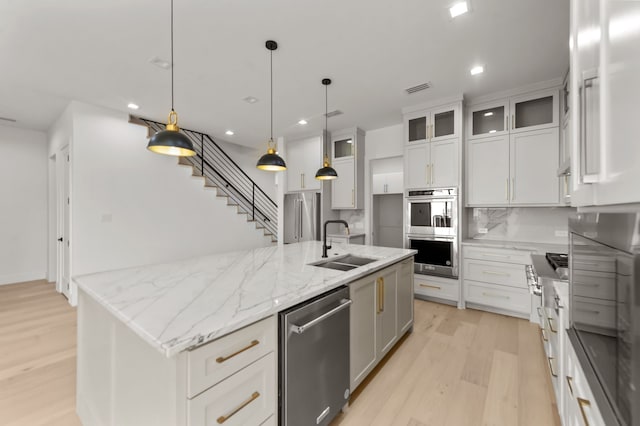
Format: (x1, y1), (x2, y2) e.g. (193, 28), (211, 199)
(372, 174), (386, 195)
(430, 139), (458, 188)
(376, 268), (398, 357)
(331, 159), (355, 209)
(405, 143), (430, 189)
(396, 259), (414, 335)
(386, 172), (403, 194)
(405, 112), (429, 145)
(510, 128), (560, 205)
(466, 136), (510, 205)
(349, 276), (378, 391)
(286, 136), (322, 191)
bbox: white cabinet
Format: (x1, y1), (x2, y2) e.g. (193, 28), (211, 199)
(467, 100), (510, 140)
(372, 172), (403, 194)
(331, 128), (364, 209)
(570, 0), (640, 206)
(404, 101), (461, 190)
(286, 135), (322, 192)
(462, 245), (534, 318)
(404, 140), (459, 189)
(509, 128), (560, 204)
(414, 275), (459, 304)
(509, 89), (560, 134)
(350, 259), (414, 391)
(466, 136), (510, 206)
(466, 127), (560, 206)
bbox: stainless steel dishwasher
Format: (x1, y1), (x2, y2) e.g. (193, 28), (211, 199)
(279, 286), (351, 426)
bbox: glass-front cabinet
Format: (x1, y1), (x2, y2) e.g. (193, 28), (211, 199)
(405, 104), (458, 144)
(332, 137), (355, 160)
(509, 89), (559, 134)
(468, 100), (510, 139)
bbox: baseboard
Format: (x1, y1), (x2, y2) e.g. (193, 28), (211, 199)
(0, 271), (47, 286)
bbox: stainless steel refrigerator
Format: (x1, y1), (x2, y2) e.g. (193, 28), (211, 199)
(284, 192), (320, 244)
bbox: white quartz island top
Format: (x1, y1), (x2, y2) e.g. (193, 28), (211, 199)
(74, 241), (415, 358)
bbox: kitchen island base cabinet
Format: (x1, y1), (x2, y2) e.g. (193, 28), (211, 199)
(76, 290), (277, 426)
(349, 259), (414, 391)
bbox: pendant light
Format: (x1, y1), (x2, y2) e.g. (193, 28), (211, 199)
(147, 0), (196, 157)
(315, 78), (338, 180)
(256, 40), (287, 171)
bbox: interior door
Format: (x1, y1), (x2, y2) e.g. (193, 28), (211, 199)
(57, 146), (71, 299)
(466, 135), (510, 205)
(509, 128), (560, 204)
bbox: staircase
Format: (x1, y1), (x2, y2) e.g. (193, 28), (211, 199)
(135, 117), (278, 243)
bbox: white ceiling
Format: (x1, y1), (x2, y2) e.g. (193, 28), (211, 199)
(0, 0), (569, 148)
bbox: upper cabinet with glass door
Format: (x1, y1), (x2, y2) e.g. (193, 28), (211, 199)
(509, 89), (559, 134)
(468, 100), (510, 140)
(404, 102), (459, 145)
(332, 136), (355, 161)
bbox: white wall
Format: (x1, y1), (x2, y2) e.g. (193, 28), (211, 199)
(0, 125), (48, 285)
(49, 102), (274, 302)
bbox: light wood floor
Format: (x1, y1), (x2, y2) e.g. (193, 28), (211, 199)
(0, 281), (559, 426)
(333, 300), (561, 426)
(0, 280), (81, 426)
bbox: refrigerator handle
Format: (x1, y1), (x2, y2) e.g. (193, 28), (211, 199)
(294, 199), (299, 239)
(299, 199), (303, 239)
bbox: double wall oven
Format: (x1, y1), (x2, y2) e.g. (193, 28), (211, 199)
(406, 188), (458, 278)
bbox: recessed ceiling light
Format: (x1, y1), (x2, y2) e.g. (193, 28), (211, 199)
(449, 1), (469, 18)
(225, 130), (234, 136)
(149, 56), (171, 70)
(489, 130), (497, 133)
(484, 111), (493, 117)
(243, 96), (259, 104)
(127, 103), (140, 110)
(298, 119), (308, 125)
(470, 65), (484, 75)
(346, 139), (353, 144)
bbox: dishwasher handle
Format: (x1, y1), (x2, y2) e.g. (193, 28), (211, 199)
(290, 299), (352, 334)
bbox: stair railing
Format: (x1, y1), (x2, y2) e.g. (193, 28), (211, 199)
(135, 117), (278, 240)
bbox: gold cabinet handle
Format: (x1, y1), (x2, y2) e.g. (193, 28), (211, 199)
(577, 397), (591, 426)
(548, 357), (557, 377)
(216, 340), (260, 363)
(380, 277), (385, 312)
(426, 164), (431, 185)
(541, 329), (548, 342)
(431, 163), (434, 185)
(217, 391), (260, 424)
(300, 173), (303, 189)
(566, 376), (574, 396)
(505, 178), (509, 200)
(511, 178), (515, 200)
(482, 270), (510, 277)
(302, 173), (305, 189)
(352, 189), (355, 206)
(512, 114), (515, 129)
(376, 278), (382, 314)
(548, 317), (557, 333)
(420, 283), (441, 290)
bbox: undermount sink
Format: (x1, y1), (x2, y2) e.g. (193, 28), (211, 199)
(309, 254), (378, 271)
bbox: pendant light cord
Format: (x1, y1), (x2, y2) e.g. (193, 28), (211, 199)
(325, 83), (328, 158)
(170, 0), (175, 111)
(270, 49), (273, 142)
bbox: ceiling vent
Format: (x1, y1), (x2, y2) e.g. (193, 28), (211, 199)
(324, 110), (343, 118)
(0, 116), (17, 123)
(405, 82), (432, 94)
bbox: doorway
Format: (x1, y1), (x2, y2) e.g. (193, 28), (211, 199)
(55, 146), (71, 299)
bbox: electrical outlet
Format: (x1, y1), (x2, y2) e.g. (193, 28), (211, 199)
(555, 230), (568, 237)
(478, 227), (488, 234)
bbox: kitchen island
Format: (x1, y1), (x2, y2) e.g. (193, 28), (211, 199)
(74, 241), (415, 426)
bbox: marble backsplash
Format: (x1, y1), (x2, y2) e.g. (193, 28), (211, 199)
(466, 207), (576, 244)
(339, 210), (365, 232)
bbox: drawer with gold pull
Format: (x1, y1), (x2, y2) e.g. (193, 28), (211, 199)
(188, 352), (275, 426)
(187, 316), (276, 398)
(414, 275), (459, 302)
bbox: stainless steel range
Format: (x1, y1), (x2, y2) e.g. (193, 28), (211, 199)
(406, 188), (458, 278)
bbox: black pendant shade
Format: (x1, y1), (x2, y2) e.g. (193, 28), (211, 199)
(257, 144), (286, 171)
(147, 110), (196, 157)
(257, 40), (287, 171)
(147, 0), (196, 157)
(315, 78), (338, 180)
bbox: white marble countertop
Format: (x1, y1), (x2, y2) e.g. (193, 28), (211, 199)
(74, 241), (415, 358)
(327, 232), (365, 238)
(461, 238), (568, 254)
